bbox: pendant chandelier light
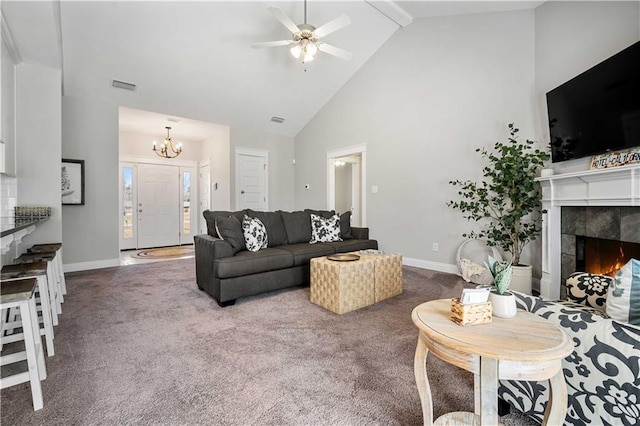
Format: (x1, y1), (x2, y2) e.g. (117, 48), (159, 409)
(152, 126), (183, 159)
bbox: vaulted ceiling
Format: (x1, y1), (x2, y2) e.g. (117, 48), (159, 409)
(1, 1), (544, 138)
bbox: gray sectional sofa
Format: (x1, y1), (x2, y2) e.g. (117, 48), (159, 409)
(194, 209), (378, 306)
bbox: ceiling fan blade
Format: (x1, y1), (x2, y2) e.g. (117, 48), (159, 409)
(314, 14), (351, 38)
(251, 40), (295, 49)
(268, 7), (300, 35)
(318, 43), (353, 60)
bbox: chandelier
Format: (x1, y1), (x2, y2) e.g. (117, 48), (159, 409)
(152, 126), (182, 159)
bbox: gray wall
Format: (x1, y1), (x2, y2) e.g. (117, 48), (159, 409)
(16, 63), (62, 249)
(62, 95), (119, 267)
(294, 9), (538, 269)
(230, 127), (295, 211)
(535, 1), (640, 175)
(201, 126), (231, 212)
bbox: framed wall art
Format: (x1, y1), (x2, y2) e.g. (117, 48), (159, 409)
(61, 159), (85, 205)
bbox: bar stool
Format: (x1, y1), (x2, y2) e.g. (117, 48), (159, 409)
(1, 262), (55, 356)
(14, 253), (62, 317)
(0, 277), (47, 410)
(28, 243), (66, 296)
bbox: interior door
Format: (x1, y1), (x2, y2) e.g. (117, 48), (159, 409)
(198, 164), (210, 234)
(137, 163), (180, 248)
(236, 153), (267, 211)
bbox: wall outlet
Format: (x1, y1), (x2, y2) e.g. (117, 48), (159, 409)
(432, 243), (439, 252)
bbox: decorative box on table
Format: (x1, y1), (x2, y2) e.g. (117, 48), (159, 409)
(450, 298), (492, 326)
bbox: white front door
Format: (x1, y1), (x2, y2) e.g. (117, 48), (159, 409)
(198, 164), (210, 234)
(138, 163), (180, 248)
(236, 150), (268, 211)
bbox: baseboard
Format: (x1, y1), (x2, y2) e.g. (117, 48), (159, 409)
(403, 257), (459, 275)
(63, 259), (120, 273)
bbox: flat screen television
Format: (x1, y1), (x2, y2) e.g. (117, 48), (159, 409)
(547, 41), (640, 163)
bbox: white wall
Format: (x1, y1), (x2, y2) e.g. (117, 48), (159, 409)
(119, 130), (203, 162)
(16, 63), (62, 249)
(62, 95), (119, 269)
(230, 127), (295, 211)
(535, 1), (640, 174)
(295, 9), (537, 271)
(201, 125), (231, 211)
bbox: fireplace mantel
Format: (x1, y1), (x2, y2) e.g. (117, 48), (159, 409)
(537, 165), (640, 299)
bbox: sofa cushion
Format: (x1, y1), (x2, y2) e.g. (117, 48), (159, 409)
(340, 211), (352, 239)
(305, 209), (335, 219)
(566, 272), (612, 312)
(606, 259), (640, 325)
(310, 213), (342, 244)
(278, 243), (335, 266)
(215, 216), (245, 254)
(319, 239), (378, 253)
(279, 210), (312, 244)
(242, 215), (268, 252)
(246, 210), (288, 247)
(215, 248), (294, 279)
(203, 210), (246, 237)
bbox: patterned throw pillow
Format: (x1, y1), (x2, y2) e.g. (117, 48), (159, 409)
(309, 213), (342, 244)
(242, 215), (268, 252)
(606, 259), (640, 325)
(566, 272), (612, 312)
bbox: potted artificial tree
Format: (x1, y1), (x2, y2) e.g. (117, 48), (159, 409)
(448, 123), (550, 293)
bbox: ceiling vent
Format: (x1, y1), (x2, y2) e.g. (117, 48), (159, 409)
(271, 116), (285, 123)
(112, 79), (136, 91)
(167, 117), (181, 123)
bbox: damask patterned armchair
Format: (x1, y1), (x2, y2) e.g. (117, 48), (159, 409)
(498, 274), (640, 425)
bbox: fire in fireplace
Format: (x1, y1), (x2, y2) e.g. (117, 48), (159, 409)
(576, 236), (640, 276)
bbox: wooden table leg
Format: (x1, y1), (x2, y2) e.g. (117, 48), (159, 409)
(542, 367), (568, 426)
(414, 333), (433, 426)
(480, 357), (498, 426)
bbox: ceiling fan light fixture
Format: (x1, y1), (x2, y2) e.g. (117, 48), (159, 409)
(290, 44), (302, 59)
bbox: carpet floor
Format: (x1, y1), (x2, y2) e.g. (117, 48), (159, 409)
(1, 259), (536, 425)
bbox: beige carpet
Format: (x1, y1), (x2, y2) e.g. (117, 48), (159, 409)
(1, 259), (537, 425)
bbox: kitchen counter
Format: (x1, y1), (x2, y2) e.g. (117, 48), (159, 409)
(1, 216), (49, 238)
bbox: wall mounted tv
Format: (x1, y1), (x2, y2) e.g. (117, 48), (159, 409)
(547, 41), (640, 163)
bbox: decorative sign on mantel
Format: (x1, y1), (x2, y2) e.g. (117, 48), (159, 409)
(590, 148), (640, 170)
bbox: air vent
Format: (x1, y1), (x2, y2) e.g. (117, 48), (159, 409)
(167, 117), (181, 123)
(271, 116), (285, 123)
(112, 79), (136, 91)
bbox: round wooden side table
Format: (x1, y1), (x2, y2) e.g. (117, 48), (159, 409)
(411, 299), (574, 426)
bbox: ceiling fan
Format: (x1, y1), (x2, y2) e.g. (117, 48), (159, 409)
(251, 0), (353, 62)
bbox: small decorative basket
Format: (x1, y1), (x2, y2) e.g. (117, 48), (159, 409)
(450, 298), (492, 326)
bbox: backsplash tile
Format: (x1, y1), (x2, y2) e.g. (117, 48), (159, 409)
(0, 175), (17, 217)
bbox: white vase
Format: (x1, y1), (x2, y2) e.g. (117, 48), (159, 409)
(489, 291), (517, 318)
(510, 264), (533, 294)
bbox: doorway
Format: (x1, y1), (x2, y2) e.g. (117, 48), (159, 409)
(235, 147), (269, 211)
(119, 162), (197, 250)
(327, 145), (366, 226)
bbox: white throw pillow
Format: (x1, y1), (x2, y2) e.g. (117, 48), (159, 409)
(309, 213), (342, 244)
(606, 258), (640, 325)
(242, 214), (268, 252)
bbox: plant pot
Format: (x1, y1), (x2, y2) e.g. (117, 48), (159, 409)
(510, 264), (533, 294)
(489, 291), (517, 318)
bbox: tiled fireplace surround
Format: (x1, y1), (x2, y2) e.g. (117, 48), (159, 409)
(560, 206), (640, 298)
(538, 165), (640, 300)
